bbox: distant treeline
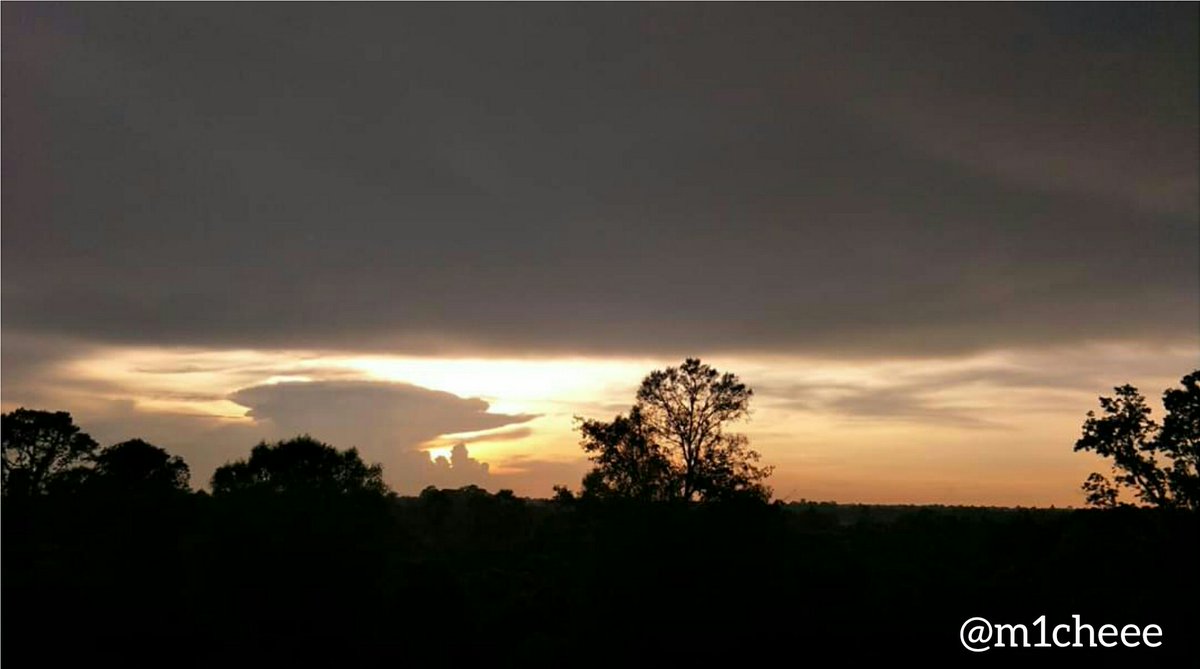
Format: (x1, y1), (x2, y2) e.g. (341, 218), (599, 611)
(4, 473), (1197, 665)
(4, 360), (1198, 664)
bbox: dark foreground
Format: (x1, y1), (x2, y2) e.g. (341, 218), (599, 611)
(4, 488), (1197, 666)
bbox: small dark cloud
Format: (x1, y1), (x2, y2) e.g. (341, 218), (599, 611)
(824, 389), (1001, 429)
(760, 379), (1002, 428)
(459, 426), (535, 444)
(755, 369), (1089, 428)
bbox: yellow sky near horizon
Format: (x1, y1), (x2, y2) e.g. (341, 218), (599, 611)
(5, 340), (1196, 506)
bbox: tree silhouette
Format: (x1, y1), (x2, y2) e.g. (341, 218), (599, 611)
(92, 439), (191, 494)
(210, 435), (388, 497)
(578, 406), (675, 500)
(1074, 369), (1199, 510)
(2, 408), (99, 497)
(577, 358), (773, 502)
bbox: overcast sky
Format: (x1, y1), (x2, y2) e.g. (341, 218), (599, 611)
(4, 4), (1197, 504)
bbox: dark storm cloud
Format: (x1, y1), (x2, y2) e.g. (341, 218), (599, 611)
(229, 380), (535, 453)
(4, 3), (1196, 357)
(41, 381), (534, 493)
(228, 380), (536, 491)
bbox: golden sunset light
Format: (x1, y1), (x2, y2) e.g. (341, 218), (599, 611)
(7, 341), (1187, 505)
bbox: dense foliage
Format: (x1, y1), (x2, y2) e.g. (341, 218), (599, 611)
(1075, 370), (1200, 509)
(577, 358), (772, 502)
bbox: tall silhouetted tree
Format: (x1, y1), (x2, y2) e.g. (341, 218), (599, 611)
(210, 435), (388, 497)
(577, 358), (773, 502)
(578, 406), (675, 500)
(2, 408), (99, 497)
(92, 439), (191, 494)
(1075, 370), (1199, 510)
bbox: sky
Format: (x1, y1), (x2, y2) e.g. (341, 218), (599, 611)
(3, 3), (1197, 505)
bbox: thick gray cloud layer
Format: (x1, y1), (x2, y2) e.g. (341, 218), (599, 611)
(3, 4), (1197, 357)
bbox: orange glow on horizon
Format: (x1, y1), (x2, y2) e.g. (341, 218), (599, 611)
(29, 340), (1199, 505)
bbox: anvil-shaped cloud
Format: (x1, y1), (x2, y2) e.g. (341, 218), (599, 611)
(228, 380), (536, 492)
